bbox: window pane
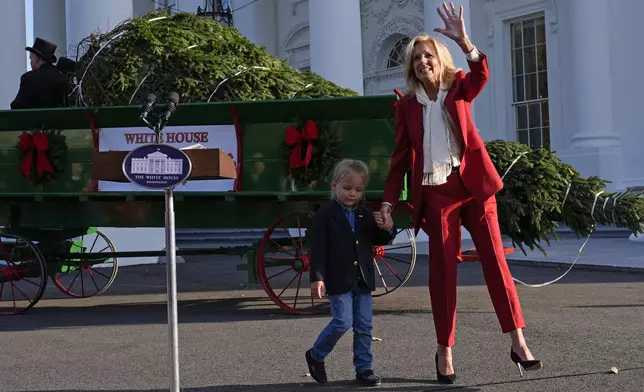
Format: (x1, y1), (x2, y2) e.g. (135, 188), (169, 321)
(517, 105), (528, 129)
(514, 75), (525, 102)
(387, 37), (409, 69)
(541, 101), (550, 127)
(528, 103), (541, 128)
(512, 23), (522, 49)
(542, 127), (551, 150)
(523, 46), (536, 73)
(525, 73), (538, 100)
(529, 128), (542, 149)
(522, 19), (535, 46)
(537, 43), (547, 71)
(536, 17), (546, 44)
(512, 49), (523, 76)
(517, 129), (529, 145)
(538, 71), (548, 98)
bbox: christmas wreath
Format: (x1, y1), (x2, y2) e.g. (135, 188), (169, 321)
(486, 140), (644, 256)
(283, 119), (342, 189)
(16, 129), (68, 186)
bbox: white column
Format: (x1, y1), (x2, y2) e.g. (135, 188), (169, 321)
(65, 0), (134, 57)
(309, 0), (364, 94)
(424, 0), (472, 70)
(0, 0), (27, 109)
(231, 0), (277, 55)
(133, 0), (156, 17)
(33, 0), (67, 58)
(558, 0), (624, 190)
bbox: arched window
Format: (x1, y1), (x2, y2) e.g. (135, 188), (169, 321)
(387, 37), (410, 68)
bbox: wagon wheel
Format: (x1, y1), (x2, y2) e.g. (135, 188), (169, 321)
(372, 228), (417, 297)
(257, 210), (321, 315)
(51, 230), (118, 298)
(0, 233), (48, 315)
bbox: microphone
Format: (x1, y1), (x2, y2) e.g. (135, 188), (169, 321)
(139, 93), (156, 120)
(159, 92), (180, 126)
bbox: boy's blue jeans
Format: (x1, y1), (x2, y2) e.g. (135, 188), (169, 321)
(310, 282), (373, 375)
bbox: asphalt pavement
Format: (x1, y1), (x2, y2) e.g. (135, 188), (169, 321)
(0, 255), (643, 392)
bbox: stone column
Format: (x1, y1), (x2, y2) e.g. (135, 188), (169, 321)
(309, 0), (364, 94)
(232, 0), (278, 55)
(0, 0), (27, 109)
(424, 0), (472, 70)
(558, 0), (624, 190)
(33, 0), (67, 58)
(65, 0), (134, 57)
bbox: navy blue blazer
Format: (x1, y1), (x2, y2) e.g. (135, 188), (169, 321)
(309, 200), (395, 296)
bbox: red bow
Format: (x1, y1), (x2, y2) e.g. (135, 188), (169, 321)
(285, 120), (318, 173)
(19, 132), (54, 179)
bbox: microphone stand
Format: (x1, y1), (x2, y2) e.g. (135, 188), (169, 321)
(138, 92), (182, 392)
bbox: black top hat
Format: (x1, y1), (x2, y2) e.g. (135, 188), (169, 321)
(26, 37), (57, 63)
(56, 57), (77, 74)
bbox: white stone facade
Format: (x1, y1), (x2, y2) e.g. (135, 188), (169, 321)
(3, 0), (642, 191)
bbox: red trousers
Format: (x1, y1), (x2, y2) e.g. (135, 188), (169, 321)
(420, 172), (525, 347)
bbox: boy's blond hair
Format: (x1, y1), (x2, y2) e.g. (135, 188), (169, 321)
(330, 159), (370, 199)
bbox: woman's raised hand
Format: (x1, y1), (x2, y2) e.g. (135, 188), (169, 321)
(433, 2), (468, 42)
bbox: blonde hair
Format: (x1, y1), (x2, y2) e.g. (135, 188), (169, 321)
(403, 33), (460, 94)
(330, 159), (370, 199)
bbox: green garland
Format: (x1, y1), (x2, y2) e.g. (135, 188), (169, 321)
(15, 130), (68, 186)
(282, 119), (342, 189)
(486, 140), (644, 256)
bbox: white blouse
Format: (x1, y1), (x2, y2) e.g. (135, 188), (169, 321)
(420, 47), (481, 187)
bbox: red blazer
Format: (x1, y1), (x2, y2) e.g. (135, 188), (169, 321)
(382, 52), (503, 231)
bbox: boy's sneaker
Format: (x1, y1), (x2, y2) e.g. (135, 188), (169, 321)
(356, 369), (382, 386)
(305, 349), (327, 383)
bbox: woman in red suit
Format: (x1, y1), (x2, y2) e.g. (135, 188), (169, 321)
(380, 2), (542, 384)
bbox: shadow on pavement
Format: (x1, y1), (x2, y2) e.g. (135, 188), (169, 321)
(0, 293), (497, 332)
(11, 377), (482, 391)
(87, 257), (644, 301)
(12, 367), (644, 391)
(463, 367), (644, 390)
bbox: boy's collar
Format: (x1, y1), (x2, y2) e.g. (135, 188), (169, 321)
(334, 197), (358, 212)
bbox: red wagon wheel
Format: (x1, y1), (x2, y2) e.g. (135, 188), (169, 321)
(51, 230), (119, 298)
(372, 228), (417, 297)
(257, 208), (420, 315)
(257, 210), (320, 315)
(0, 233), (48, 316)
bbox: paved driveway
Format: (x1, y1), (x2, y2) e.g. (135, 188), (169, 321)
(1, 256), (642, 391)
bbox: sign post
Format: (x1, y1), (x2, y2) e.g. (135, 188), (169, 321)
(122, 93), (188, 392)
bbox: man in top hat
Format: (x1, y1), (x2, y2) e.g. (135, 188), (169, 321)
(10, 38), (69, 109)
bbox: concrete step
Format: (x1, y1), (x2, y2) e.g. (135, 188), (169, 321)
(176, 228), (266, 235)
(176, 228), (296, 249)
(174, 225), (633, 251)
(177, 240), (257, 249)
(553, 225), (633, 239)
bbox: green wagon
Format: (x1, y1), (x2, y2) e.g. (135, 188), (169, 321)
(0, 95), (420, 316)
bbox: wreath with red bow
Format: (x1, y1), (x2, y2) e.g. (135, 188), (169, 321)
(283, 118), (341, 189)
(15, 129), (68, 186)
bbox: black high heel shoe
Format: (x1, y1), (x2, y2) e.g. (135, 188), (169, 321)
(435, 353), (456, 384)
(510, 349), (542, 377)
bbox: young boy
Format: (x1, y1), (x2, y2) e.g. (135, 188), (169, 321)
(305, 159), (395, 386)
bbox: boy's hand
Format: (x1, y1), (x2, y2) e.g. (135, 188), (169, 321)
(374, 211), (393, 230)
(311, 281), (326, 299)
